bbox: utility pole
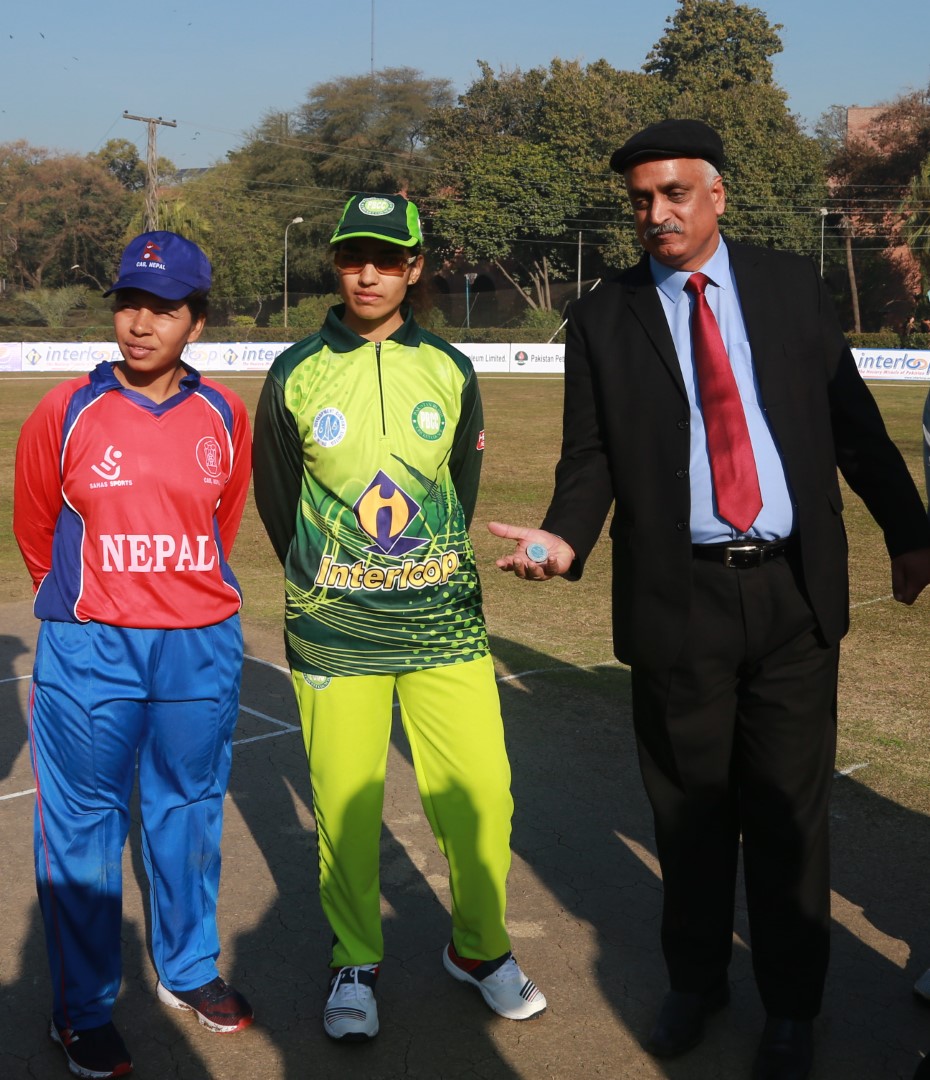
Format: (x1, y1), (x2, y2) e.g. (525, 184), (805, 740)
(123, 111), (177, 232)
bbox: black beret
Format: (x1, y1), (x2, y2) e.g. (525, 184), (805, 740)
(609, 119), (724, 174)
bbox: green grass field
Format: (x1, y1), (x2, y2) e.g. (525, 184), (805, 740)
(4, 372), (930, 815)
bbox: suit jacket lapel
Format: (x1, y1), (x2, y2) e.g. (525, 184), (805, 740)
(623, 256), (687, 399)
(728, 241), (780, 399)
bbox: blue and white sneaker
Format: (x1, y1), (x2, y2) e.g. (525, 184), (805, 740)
(443, 942), (546, 1020)
(323, 964), (380, 1041)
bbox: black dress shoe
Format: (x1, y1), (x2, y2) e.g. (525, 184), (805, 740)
(645, 982), (729, 1058)
(752, 1017), (813, 1080)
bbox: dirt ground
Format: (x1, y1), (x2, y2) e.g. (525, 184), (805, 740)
(2, 599), (930, 1079)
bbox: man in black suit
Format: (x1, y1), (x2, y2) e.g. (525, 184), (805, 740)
(490, 119), (930, 1080)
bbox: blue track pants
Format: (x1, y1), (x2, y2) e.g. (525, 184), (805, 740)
(28, 616), (242, 1029)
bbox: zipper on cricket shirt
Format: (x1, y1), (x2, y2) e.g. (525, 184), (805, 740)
(375, 340), (387, 435)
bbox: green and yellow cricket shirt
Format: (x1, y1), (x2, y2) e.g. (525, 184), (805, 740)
(253, 304), (489, 677)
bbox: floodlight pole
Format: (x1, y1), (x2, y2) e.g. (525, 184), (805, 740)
(284, 217), (304, 329)
(819, 207), (828, 276)
(464, 273), (477, 329)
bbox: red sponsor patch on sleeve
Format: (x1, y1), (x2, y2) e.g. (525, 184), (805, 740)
(476, 429), (485, 450)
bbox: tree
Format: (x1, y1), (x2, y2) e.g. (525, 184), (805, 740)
(20, 285), (89, 327)
(644, 0), (784, 91)
(426, 60), (671, 304)
(229, 68), (453, 295)
(88, 139), (147, 191)
(123, 197), (212, 247)
(0, 144), (130, 289)
(430, 137), (577, 310)
(826, 86), (930, 328)
(812, 105), (848, 162)
(295, 67), (454, 193)
(426, 49), (821, 307)
(900, 153), (930, 293)
(179, 164), (288, 313)
(679, 82), (826, 255)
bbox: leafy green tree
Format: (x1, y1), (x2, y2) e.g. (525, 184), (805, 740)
(431, 137), (577, 310)
(179, 165), (288, 313)
(900, 153), (930, 292)
(427, 60), (671, 302)
(296, 67), (454, 193)
(20, 285), (89, 327)
(89, 139), (146, 191)
(681, 82), (826, 254)
(826, 87), (930, 327)
(229, 110), (318, 220)
(124, 197), (212, 247)
(230, 68), (452, 295)
(0, 144), (129, 289)
(813, 105), (848, 162)
(644, 0), (784, 91)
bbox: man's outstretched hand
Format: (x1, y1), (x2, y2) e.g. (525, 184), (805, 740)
(487, 521), (575, 581)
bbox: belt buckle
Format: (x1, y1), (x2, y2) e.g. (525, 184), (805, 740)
(723, 543), (762, 569)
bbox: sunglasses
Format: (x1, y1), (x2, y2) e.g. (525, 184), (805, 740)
(333, 249), (418, 276)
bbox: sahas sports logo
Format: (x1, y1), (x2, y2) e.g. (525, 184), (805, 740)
(313, 470), (460, 593)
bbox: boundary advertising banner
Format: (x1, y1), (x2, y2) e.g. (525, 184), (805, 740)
(851, 348), (930, 381)
(7, 343), (930, 382)
(4, 341), (569, 374)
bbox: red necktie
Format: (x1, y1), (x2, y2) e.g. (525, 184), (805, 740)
(685, 272), (762, 533)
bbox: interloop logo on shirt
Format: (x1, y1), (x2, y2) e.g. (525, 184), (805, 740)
(354, 471), (426, 556)
(313, 471), (461, 594)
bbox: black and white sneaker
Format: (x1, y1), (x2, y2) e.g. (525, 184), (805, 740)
(443, 942), (546, 1020)
(323, 964), (380, 1041)
(49, 1020), (133, 1078)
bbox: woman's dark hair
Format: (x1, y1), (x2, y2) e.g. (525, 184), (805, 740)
(185, 291), (210, 323)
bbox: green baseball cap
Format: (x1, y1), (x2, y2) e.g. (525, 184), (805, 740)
(330, 194), (422, 248)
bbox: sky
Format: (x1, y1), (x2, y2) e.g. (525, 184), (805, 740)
(1, 0), (928, 169)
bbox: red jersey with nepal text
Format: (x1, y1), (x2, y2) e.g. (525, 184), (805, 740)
(14, 362), (251, 629)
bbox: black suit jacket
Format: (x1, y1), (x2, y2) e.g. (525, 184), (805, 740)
(541, 240), (930, 668)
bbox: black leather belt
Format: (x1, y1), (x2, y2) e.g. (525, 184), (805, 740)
(692, 537), (793, 569)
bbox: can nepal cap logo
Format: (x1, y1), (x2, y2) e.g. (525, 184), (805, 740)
(330, 194), (423, 248)
(104, 231), (212, 300)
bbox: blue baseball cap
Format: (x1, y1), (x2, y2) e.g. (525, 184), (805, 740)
(104, 231), (212, 299)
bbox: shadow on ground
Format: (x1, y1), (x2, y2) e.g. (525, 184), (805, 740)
(2, 617), (930, 1077)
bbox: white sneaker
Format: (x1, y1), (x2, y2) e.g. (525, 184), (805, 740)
(443, 943), (546, 1020)
(323, 964), (380, 1041)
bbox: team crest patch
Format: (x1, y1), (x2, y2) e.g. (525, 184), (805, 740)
(196, 436), (222, 477)
(302, 673), (332, 690)
(411, 400), (445, 441)
(313, 407), (347, 447)
(358, 197), (394, 217)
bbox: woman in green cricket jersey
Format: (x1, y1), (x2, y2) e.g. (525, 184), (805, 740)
(253, 193), (546, 1041)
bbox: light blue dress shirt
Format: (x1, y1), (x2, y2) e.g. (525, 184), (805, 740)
(651, 238), (795, 543)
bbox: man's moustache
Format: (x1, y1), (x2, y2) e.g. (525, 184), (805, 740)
(644, 223), (684, 240)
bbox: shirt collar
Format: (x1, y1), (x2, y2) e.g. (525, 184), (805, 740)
(651, 237), (731, 304)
